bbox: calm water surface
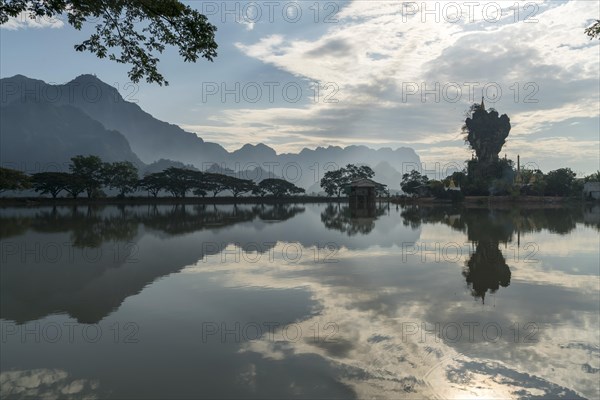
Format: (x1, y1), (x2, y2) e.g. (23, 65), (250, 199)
(1, 203), (599, 399)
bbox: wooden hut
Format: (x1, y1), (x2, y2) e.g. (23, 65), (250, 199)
(348, 178), (386, 210)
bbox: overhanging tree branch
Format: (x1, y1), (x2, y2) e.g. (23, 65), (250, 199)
(0, 0), (218, 85)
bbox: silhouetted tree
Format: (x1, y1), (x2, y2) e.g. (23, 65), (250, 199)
(252, 184), (267, 197)
(69, 155), (106, 198)
(428, 180), (445, 198)
(401, 170), (429, 196)
(161, 167), (199, 198)
(224, 176), (255, 198)
(193, 187), (208, 198)
(586, 19), (600, 39)
(105, 161), (139, 197)
(31, 172), (71, 198)
(63, 175), (86, 198)
(462, 157), (514, 196)
(139, 172), (166, 197)
(545, 168), (577, 196)
(320, 164), (375, 197)
(0, 1), (218, 85)
(256, 178), (305, 197)
(201, 173), (229, 198)
(0, 167), (30, 193)
(346, 164), (375, 180)
(321, 169), (344, 197)
(584, 171), (600, 183)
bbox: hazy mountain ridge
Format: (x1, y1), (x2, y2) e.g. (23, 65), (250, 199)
(0, 74), (421, 189)
(1, 74), (227, 166)
(0, 99), (143, 172)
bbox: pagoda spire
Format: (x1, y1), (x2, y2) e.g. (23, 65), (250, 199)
(481, 96), (485, 110)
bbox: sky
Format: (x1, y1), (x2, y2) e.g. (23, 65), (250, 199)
(1, 0), (599, 175)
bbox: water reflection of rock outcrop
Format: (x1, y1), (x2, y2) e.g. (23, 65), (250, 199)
(463, 243), (511, 302)
(399, 205), (597, 302)
(459, 209), (513, 303)
(463, 242), (511, 303)
(320, 203), (387, 236)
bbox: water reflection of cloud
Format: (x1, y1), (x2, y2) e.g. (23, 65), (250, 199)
(2, 205), (599, 397)
(184, 233), (599, 398)
(0, 369), (99, 399)
(445, 360), (585, 399)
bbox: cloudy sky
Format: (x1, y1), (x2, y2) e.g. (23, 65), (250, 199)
(1, 0), (599, 174)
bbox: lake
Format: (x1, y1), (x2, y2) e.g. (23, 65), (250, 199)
(1, 203), (599, 399)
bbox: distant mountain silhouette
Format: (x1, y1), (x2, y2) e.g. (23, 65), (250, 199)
(0, 74), (421, 189)
(0, 99), (143, 170)
(204, 162), (282, 182)
(143, 159), (198, 175)
(282, 145), (419, 191)
(373, 161), (404, 193)
(1, 74), (228, 166)
(231, 143), (278, 163)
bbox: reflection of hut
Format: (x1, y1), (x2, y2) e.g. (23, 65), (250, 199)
(348, 179), (386, 211)
(583, 204), (600, 224)
(583, 182), (600, 200)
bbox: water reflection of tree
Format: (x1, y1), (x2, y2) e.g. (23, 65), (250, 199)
(403, 205), (596, 237)
(320, 203), (386, 236)
(399, 205), (460, 230)
(0, 203), (307, 324)
(0, 216), (30, 238)
(142, 204), (252, 235)
(0, 203), (307, 245)
(513, 208), (580, 235)
(256, 204), (305, 221)
(25, 206), (140, 247)
(398, 205), (596, 303)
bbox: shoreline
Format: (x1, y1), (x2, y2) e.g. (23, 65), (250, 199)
(0, 196), (349, 207)
(0, 195), (594, 207)
(393, 195), (583, 204)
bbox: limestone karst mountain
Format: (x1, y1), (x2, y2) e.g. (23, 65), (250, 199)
(0, 74), (420, 189)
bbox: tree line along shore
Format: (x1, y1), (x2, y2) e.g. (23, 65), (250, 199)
(1, 100), (599, 204)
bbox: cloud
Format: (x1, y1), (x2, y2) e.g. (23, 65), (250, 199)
(511, 101), (600, 137)
(241, 20), (255, 31)
(1, 12), (64, 30)
(191, 0), (600, 172)
(304, 38), (353, 58)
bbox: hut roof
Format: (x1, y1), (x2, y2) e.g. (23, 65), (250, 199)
(349, 178), (386, 188)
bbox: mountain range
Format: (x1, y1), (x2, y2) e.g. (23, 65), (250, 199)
(0, 74), (420, 192)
